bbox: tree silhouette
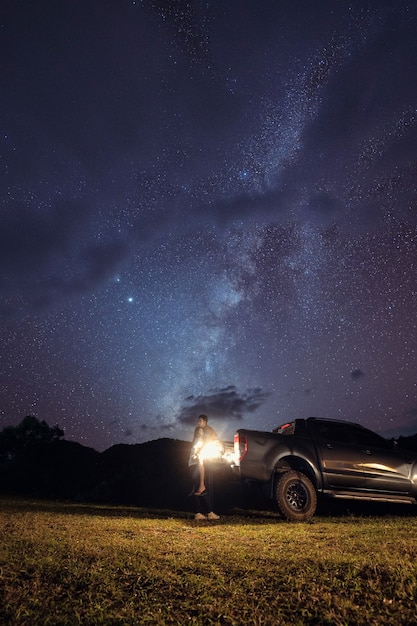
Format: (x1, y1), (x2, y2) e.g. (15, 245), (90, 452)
(0, 415), (64, 462)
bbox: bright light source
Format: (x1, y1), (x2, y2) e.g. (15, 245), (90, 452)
(198, 440), (225, 463)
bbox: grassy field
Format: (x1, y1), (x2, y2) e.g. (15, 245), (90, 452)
(0, 498), (417, 625)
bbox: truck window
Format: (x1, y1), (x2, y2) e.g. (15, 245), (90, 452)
(348, 425), (390, 449)
(314, 421), (347, 444)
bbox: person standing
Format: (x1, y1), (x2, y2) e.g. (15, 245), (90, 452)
(189, 414), (220, 520)
(189, 414), (218, 495)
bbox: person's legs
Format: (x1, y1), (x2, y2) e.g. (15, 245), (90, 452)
(194, 461), (206, 494)
(192, 472), (220, 521)
(193, 493), (206, 519)
(201, 465), (220, 519)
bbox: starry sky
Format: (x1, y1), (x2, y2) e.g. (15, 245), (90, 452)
(2, 0), (417, 451)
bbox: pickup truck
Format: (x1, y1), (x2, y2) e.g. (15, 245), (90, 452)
(232, 417), (417, 521)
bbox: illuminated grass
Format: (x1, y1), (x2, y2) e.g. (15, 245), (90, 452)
(0, 498), (416, 625)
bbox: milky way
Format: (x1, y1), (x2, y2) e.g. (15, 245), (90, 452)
(1, 1), (417, 450)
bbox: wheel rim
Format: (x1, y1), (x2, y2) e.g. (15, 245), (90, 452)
(286, 482), (308, 511)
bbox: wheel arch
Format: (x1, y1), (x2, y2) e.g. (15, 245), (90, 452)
(272, 455), (320, 493)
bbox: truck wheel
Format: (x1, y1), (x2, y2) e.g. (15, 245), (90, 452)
(274, 470), (317, 521)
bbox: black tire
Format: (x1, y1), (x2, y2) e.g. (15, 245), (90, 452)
(274, 470), (317, 521)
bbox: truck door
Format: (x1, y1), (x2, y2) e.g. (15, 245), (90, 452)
(312, 420), (366, 490)
(349, 425), (412, 494)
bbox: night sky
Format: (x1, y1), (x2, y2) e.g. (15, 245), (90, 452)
(2, 1), (417, 451)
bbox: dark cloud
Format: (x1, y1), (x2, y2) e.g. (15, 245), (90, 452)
(0, 199), (131, 320)
(302, 193), (343, 229)
(303, 27), (417, 154)
(209, 186), (299, 227)
(178, 385), (271, 425)
(0, 201), (86, 275)
(351, 369), (365, 380)
(279, 20), (417, 232)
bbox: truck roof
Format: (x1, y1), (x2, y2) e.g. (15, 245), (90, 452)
(272, 416), (363, 435)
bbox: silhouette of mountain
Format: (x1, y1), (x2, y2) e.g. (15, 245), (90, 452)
(95, 438), (193, 507)
(0, 433), (239, 511)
